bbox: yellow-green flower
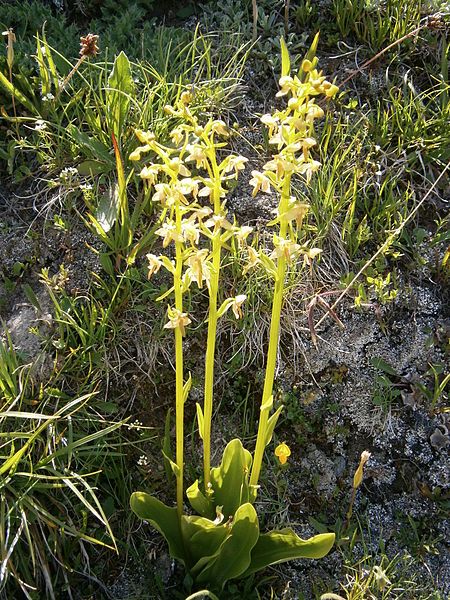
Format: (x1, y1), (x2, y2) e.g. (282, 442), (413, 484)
(164, 307), (191, 337)
(275, 442), (291, 465)
(353, 450), (371, 489)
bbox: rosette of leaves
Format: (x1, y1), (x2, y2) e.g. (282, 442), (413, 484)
(131, 439), (335, 591)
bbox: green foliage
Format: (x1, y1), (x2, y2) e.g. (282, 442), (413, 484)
(131, 439), (335, 592)
(332, 0), (423, 51)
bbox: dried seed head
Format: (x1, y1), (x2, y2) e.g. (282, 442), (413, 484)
(79, 34), (99, 58)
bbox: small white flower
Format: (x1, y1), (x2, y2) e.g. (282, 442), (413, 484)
(137, 455), (150, 467)
(34, 119), (47, 131)
(42, 92), (55, 102)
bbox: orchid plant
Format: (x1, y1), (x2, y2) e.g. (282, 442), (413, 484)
(130, 37), (338, 594)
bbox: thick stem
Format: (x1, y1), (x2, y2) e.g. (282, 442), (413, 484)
(202, 160), (222, 490)
(202, 235), (220, 489)
(250, 177), (291, 488)
(174, 205), (184, 519)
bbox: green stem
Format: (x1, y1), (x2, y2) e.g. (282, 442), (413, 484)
(203, 234), (220, 489)
(174, 203), (184, 520)
(250, 177), (291, 488)
(202, 162), (222, 490)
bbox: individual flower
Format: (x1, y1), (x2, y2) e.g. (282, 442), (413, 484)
(242, 246), (261, 275)
(231, 294), (247, 319)
(221, 155), (248, 178)
(34, 119), (47, 131)
(135, 129), (155, 145)
(302, 246), (323, 266)
(270, 237), (300, 262)
(249, 170), (272, 196)
(181, 220), (201, 245)
(280, 200), (310, 227)
(130, 146), (151, 161)
(276, 75), (296, 97)
(263, 156), (296, 178)
(163, 157), (190, 178)
(146, 254), (163, 278)
(184, 249), (211, 289)
(139, 165), (160, 184)
(164, 306), (191, 336)
(275, 442), (291, 465)
(137, 455), (150, 467)
(260, 114), (279, 136)
(186, 144), (208, 169)
(155, 221), (183, 247)
(233, 225), (253, 247)
(204, 214), (233, 233)
(353, 450), (371, 489)
(211, 120), (228, 137)
(177, 177), (199, 198)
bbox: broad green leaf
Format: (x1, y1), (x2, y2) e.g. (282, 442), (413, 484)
(210, 439), (252, 519)
(280, 37), (291, 78)
(196, 403), (204, 440)
(68, 126), (111, 162)
(99, 253), (115, 277)
(41, 31), (59, 89)
(189, 524), (229, 572)
(130, 492), (185, 562)
(78, 160), (109, 176)
(196, 503), (259, 588)
(181, 514), (228, 569)
(264, 405), (283, 446)
(106, 51), (134, 141)
(96, 184), (119, 233)
(244, 529), (335, 576)
(186, 479), (214, 519)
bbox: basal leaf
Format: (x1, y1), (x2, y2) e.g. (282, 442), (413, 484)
(130, 492), (185, 562)
(196, 503), (259, 588)
(210, 439), (252, 519)
(244, 529), (335, 576)
(186, 479), (214, 519)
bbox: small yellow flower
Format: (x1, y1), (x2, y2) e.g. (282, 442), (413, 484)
(184, 249), (210, 288)
(231, 295), (247, 319)
(270, 237), (300, 262)
(211, 120), (229, 137)
(249, 170), (272, 196)
(139, 164), (160, 183)
(353, 450), (371, 489)
(186, 143), (208, 169)
(164, 307), (191, 337)
(242, 246), (260, 275)
(146, 254), (162, 278)
(155, 221), (183, 247)
(275, 442), (291, 465)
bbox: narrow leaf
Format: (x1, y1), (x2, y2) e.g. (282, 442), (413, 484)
(196, 403), (204, 440)
(280, 37), (291, 77)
